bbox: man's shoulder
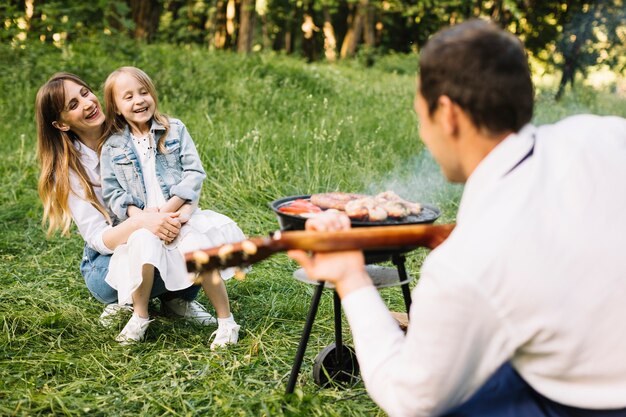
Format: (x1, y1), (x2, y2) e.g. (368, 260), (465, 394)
(539, 114), (626, 137)
(536, 114), (626, 156)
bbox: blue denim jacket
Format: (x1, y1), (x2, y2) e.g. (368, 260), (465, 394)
(100, 118), (206, 223)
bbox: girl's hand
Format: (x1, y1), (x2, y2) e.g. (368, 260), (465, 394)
(287, 211), (372, 298)
(135, 211), (181, 244)
(177, 203), (195, 224)
(143, 207), (158, 213)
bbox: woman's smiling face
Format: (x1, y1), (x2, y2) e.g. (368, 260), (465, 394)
(56, 80), (105, 137)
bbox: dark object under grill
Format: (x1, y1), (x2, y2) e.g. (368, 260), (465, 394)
(270, 194), (441, 262)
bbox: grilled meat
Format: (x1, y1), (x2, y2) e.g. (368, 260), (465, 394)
(345, 197), (388, 221)
(310, 192), (367, 211)
(308, 191), (422, 221)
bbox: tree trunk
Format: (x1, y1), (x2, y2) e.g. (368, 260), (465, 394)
(213, 0), (228, 49)
(129, 0), (162, 42)
(555, 3), (595, 100)
(322, 6), (337, 62)
(363, 0), (375, 48)
(284, 5), (298, 54)
(257, 0), (271, 50)
(226, 0), (236, 38)
(340, 0), (366, 58)
(238, 0), (255, 53)
(301, 13), (319, 62)
(340, 4), (355, 58)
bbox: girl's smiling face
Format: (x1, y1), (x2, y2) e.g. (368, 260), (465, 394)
(112, 72), (155, 136)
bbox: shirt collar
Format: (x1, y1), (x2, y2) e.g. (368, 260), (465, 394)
(74, 140), (99, 171)
(457, 123), (536, 221)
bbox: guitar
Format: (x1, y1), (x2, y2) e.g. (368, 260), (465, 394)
(185, 223), (455, 273)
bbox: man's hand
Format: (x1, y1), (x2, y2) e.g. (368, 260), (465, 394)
(287, 211), (372, 298)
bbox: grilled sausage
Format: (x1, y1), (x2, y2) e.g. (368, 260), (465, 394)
(310, 192), (367, 210)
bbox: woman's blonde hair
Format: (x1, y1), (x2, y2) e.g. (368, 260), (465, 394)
(102, 66), (169, 153)
(36, 72), (110, 237)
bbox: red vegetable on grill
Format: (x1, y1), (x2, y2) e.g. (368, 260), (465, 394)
(278, 199), (322, 216)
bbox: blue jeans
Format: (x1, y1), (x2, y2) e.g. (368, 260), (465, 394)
(444, 362), (626, 417)
(80, 245), (200, 304)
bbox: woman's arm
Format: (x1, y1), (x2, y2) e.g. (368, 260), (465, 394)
(69, 171), (180, 253)
(102, 210), (181, 250)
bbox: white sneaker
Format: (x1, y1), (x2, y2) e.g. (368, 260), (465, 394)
(162, 298), (217, 326)
(99, 303), (133, 328)
(210, 322), (240, 350)
(115, 314), (152, 345)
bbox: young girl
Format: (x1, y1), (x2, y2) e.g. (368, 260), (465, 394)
(100, 66), (243, 349)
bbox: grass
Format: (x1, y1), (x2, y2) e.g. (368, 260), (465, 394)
(1, 38), (625, 416)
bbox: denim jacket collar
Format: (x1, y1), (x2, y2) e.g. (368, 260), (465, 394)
(122, 118), (166, 140)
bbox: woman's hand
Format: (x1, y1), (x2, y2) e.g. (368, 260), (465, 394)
(287, 211), (372, 298)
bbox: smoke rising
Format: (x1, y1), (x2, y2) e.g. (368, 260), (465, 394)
(366, 150), (463, 218)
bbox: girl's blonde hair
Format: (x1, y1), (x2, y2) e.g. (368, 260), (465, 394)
(102, 66), (169, 153)
(36, 72), (110, 237)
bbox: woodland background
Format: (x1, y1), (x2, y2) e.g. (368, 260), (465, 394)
(2, 0), (626, 99)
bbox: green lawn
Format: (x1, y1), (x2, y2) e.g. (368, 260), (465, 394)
(1, 40), (624, 416)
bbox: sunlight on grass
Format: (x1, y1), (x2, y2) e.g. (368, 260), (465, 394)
(0, 42), (624, 416)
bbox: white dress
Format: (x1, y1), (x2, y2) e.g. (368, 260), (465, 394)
(105, 133), (246, 305)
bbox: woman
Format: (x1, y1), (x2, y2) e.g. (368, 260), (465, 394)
(35, 72), (215, 333)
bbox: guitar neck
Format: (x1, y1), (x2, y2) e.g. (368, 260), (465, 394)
(186, 223), (455, 273)
(273, 223), (455, 252)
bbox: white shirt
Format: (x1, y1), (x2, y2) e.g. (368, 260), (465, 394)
(68, 141), (114, 255)
(131, 133), (166, 209)
(341, 114), (626, 416)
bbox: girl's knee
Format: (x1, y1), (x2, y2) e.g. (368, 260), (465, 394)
(129, 228), (162, 250)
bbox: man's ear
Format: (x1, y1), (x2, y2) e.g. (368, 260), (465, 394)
(51, 121), (70, 132)
(437, 95), (460, 137)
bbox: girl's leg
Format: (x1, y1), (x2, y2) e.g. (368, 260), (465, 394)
(116, 264), (155, 345)
(199, 271), (240, 350)
(200, 271), (230, 318)
(131, 264), (155, 318)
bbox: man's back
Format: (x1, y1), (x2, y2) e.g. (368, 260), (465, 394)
(423, 114), (626, 407)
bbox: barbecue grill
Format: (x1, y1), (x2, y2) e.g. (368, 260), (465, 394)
(271, 195), (441, 263)
(270, 195), (442, 393)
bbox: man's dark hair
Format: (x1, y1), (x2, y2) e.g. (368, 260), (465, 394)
(419, 19), (534, 135)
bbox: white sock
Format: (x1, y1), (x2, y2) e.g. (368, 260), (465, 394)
(133, 313), (150, 322)
(217, 314), (236, 326)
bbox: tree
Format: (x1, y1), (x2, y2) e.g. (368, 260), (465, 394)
(238, 0), (255, 53)
(555, 0), (626, 100)
(129, 0), (162, 42)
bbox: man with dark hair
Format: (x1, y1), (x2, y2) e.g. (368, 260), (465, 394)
(289, 19), (626, 416)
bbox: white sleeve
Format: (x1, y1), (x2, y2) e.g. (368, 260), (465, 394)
(68, 172), (113, 255)
(341, 261), (511, 416)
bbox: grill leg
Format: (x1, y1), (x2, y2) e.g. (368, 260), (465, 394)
(333, 291), (344, 363)
(393, 254), (412, 314)
(286, 281), (325, 394)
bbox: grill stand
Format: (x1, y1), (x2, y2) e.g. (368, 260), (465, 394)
(285, 254), (413, 394)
